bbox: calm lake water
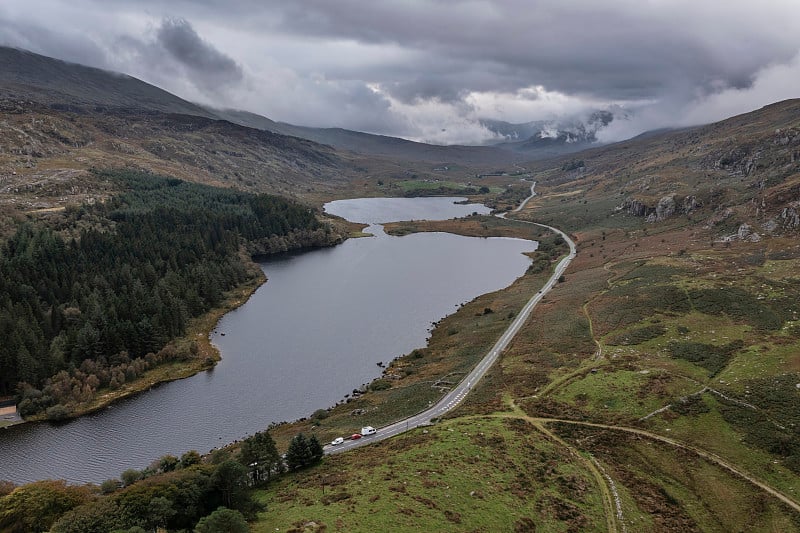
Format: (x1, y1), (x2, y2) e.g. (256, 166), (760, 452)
(0, 197), (535, 484)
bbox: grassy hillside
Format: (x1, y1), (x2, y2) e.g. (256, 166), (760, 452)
(249, 101), (800, 531)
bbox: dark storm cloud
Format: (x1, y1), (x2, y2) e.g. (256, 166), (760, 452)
(1, 0), (799, 142)
(155, 18), (243, 87)
(102, 17), (245, 101)
(262, 0), (799, 103)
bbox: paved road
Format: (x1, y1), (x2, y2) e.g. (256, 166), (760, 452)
(327, 182), (576, 454)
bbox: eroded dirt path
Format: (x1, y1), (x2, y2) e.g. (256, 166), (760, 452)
(491, 400), (800, 516)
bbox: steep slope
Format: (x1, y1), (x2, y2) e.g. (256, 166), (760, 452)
(0, 97), (364, 220)
(527, 99), (800, 239)
(0, 46), (217, 118)
(0, 48), (404, 222)
(0, 46), (527, 167)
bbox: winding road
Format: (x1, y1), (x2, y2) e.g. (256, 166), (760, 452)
(328, 182), (577, 454)
(323, 183), (800, 523)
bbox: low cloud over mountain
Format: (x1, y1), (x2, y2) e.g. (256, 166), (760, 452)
(2, 1), (799, 144)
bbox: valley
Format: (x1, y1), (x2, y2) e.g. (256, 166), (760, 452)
(0, 45), (799, 532)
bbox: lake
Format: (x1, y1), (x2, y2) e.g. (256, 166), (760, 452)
(0, 197), (536, 484)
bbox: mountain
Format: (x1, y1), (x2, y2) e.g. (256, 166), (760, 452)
(0, 46), (387, 221)
(215, 107), (620, 163)
(485, 110), (616, 155)
(0, 46), (524, 166)
(212, 108), (519, 165)
(0, 47), (217, 118)
(527, 98), (800, 239)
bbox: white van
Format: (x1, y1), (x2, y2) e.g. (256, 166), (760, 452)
(361, 426), (377, 436)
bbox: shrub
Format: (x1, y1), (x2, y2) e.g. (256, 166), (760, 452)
(311, 409), (329, 420)
(369, 379), (392, 391)
(100, 478), (121, 494)
(689, 287), (784, 330)
(606, 324), (666, 346)
(671, 395), (710, 416)
(667, 340), (743, 376)
(120, 469), (142, 487)
(46, 404), (70, 421)
(194, 507), (249, 533)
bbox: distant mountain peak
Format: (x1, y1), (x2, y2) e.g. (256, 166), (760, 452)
(479, 108), (622, 155)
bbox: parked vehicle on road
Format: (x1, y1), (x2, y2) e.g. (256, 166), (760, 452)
(361, 426), (377, 436)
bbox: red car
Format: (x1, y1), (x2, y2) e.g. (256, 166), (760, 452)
(350, 433), (362, 440)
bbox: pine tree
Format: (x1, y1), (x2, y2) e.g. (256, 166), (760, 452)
(285, 434), (313, 471)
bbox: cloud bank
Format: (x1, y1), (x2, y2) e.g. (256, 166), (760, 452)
(1, 0), (799, 144)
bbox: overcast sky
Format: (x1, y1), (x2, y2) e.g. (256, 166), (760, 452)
(2, 1), (799, 144)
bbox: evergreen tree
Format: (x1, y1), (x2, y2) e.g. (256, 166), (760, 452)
(285, 433), (323, 470)
(238, 430), (281, 483)
(0, 170), (330, 406)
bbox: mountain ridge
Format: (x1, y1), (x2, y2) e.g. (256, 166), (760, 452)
(0, 46), (217, 118)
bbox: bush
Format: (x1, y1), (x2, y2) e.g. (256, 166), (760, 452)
(120, 469), (142, 487)
(667, 340), (743, 376)
(606, 324), (666, 346)
(311, 409), (329, 420)
(99, 478), (121, 495)
(194, 507), (249, 533)
(689, 287), (784, 330)
(369, 379), (392, 391)
(671, 395), (710, 416)
(46, 404), (70, 421)
(180, 450), (202, 468)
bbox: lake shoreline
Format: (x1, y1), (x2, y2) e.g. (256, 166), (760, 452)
(6, 267), (268, 429)
(0, 198), (553, 484)
(262, 215), (568, 451)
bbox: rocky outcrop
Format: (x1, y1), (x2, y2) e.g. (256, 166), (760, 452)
(779, 205), (800, 230)
(655, 194), (677, 220)
(713, 146), (759, 176)
(761, 205), (799, 234)
(682, 195), (700, 212)
(620, 199), (653, 218)
(619, 194), (700, 222)
(737, 223), (761, 242)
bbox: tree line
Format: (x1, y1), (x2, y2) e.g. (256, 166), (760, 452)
(0, 170), (331, 416)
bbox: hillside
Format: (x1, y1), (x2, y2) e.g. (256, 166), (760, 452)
(246, 101), (800, 532)
(0, 98), (359, 225)
(525, 99), (800, 240)
(0, 47), (375, 229)
(0, 46), (531, 230)
(0, 47), (217, 118)
(0, 45), (526, 167)
(213, 108), (521, 165)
